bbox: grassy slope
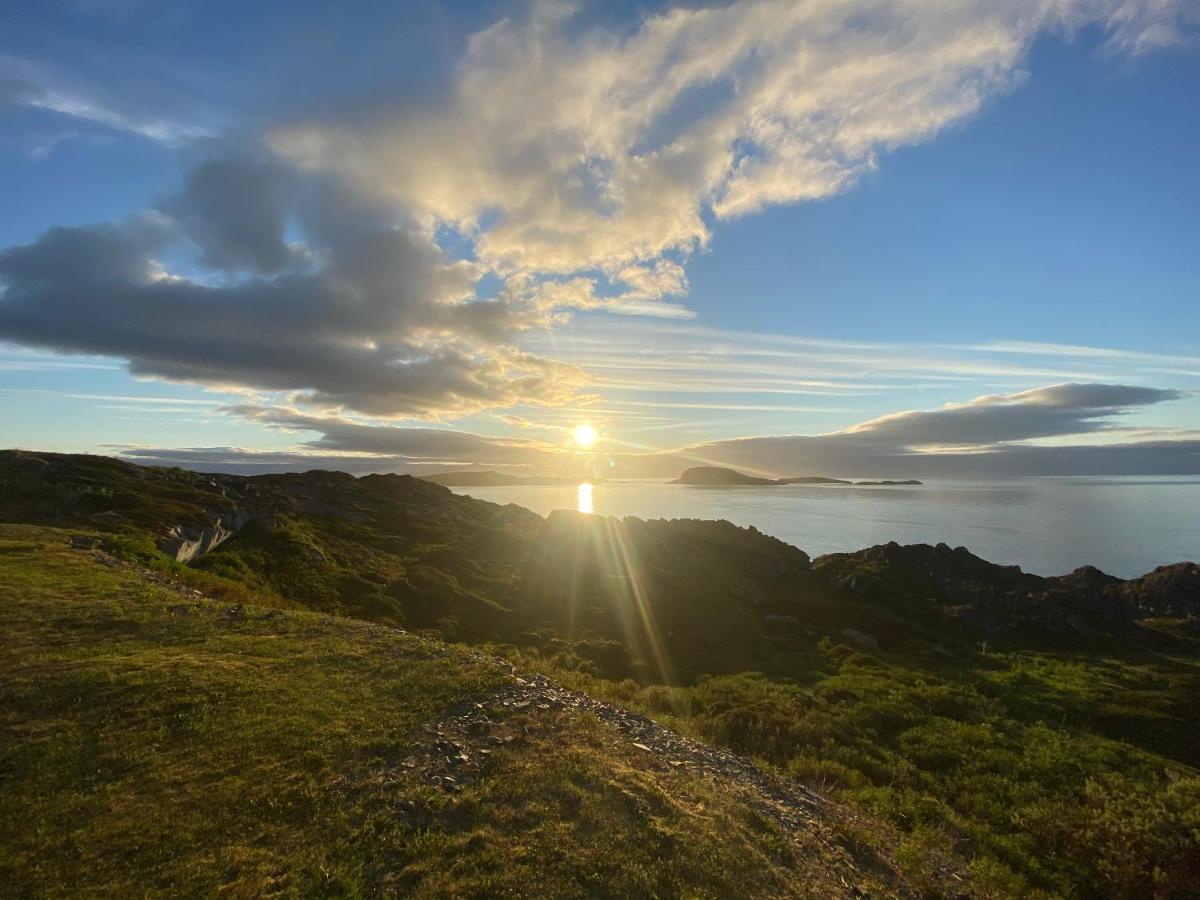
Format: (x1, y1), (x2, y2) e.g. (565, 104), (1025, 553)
(4, 451), (1200, 897)
(0, 525), (888, 899)
(505, 624), (1200, 898)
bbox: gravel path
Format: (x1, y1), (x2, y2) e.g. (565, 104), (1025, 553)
(412, 664), (827, 834)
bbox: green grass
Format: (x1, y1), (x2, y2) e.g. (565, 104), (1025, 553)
(498, 629), (1200, 898)
(5, 452), (1200, 897)
(0, 526), (885, 898)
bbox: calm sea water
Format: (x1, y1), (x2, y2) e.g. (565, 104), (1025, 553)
(448, 477), (1200, 578)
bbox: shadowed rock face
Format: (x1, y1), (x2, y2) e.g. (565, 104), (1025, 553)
(814, 541), (1197, 637)
(1117, 563), (1200, 618)
(518, 511), (813, 678)
(162, 507), (255, 562)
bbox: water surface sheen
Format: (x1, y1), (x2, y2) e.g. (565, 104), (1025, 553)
(448, 476), (1200, 578)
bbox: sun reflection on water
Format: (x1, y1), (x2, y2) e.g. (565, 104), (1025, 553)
(577, 482), (594, 514)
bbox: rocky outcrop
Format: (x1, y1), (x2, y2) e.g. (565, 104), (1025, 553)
(817, 542), (1133, 637)
(1115, 562), (1200, 619)
(160, 507), (254, 563)
(815, 542), (1200, 637)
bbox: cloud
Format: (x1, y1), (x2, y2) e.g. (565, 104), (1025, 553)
(160, 158), (296, 273)
(109, 381), (1197, 477)
(615, 260), (689, 301)
(1, 2), (1194, 427)
(654, 382), (1193, 475)
(0, 180), (586, 418)
(229, 403), (561, 463)
(838, 383), (1182, 447)
(270, 0), (1192, 282)
(0, 66), (211, 145)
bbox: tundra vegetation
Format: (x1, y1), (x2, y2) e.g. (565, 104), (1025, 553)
(1, 450), (1197, 897)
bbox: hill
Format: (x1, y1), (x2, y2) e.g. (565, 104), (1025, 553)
(673, 465), (781, 485)
(2, 450), (1199, 896)
(0, 524), (905, 897)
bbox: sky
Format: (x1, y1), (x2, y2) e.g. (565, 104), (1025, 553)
(1, 0), (1198, 478)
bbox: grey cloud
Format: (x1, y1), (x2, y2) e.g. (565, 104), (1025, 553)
(841, 383), (1183, 448)
(161, 158), (295, 273)
(658, 437), (1200, 479)
(110, 446), (415, 476)
(0, 168), (585, 419)
(653, 383), (1192, 476)
(0, 216), (172, 291)
(109, 403), (565, 474)
(231, 404), (559, 464)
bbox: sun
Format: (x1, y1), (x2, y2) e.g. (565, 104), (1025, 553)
(572, 423), (597, 449)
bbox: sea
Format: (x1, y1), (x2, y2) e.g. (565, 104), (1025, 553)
(446, 476), (1200, 579)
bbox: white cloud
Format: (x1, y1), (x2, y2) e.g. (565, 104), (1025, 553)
(270, 0), (1191, 285)
(1, 63), (212, 146)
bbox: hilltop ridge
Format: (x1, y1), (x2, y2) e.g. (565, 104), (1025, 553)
(0, 525), (908, 897)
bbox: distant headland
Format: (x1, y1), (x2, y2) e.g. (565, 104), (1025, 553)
(424, 466), (921, 487)
(672, 466), (921, 486)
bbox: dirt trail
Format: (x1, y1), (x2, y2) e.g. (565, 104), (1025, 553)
(403, 654), (930, 898)
(417, 664), (825, 827)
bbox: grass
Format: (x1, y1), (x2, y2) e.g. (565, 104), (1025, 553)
(497, 628), (1200, 898)
(5, 452), (1199, 896)
(0, 525), (884, 898)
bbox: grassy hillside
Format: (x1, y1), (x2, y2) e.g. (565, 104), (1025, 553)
(507, 626), (1200, 896)
(0, 525), (902, 898)
(3, 450), (1199, 897)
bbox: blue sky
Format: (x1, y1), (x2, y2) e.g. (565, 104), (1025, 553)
(1, 0), (1198, 476)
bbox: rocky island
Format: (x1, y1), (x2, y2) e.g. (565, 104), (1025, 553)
(671, 465), (781, 485)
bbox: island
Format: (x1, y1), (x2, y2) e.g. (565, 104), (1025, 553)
(672, 465), (921, 486)
(671, 466), (780, 485)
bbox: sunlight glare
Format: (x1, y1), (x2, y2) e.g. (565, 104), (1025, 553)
(573, 423), (597, 448)
(577, 482), (594, 514)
